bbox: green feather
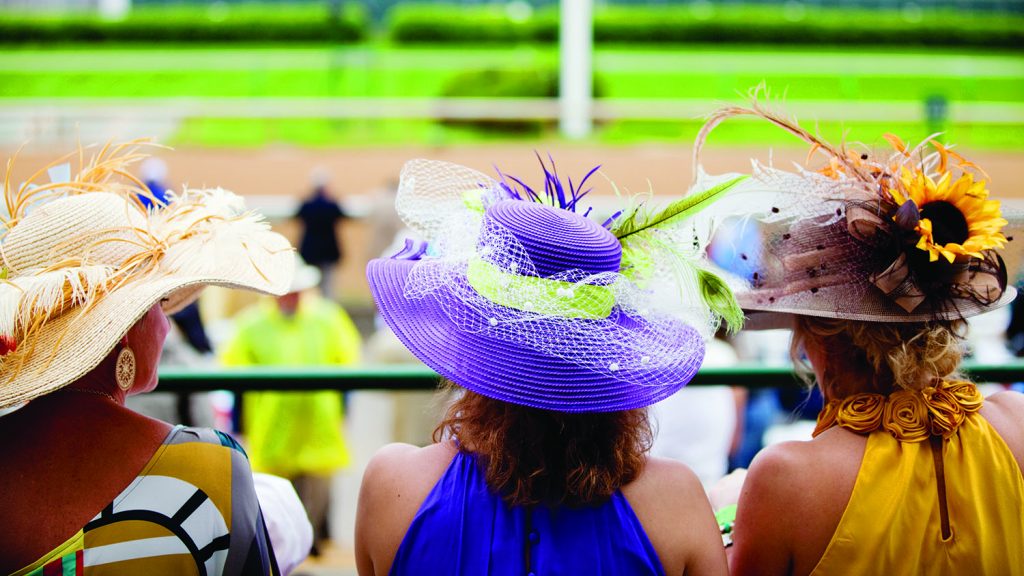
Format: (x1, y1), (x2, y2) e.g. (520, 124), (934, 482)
(698, 268), (744, 333)
(613, 175), (748, 240)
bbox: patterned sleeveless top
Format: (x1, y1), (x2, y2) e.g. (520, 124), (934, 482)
(389, 450), (664, 576)
(10, 426), (278, 576)
(810, 381), (1024, 575)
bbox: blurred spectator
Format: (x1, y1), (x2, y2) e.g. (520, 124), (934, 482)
(649, 332), (743, 488)
(139, 157), (171, 209)
(296, 168), (348, 299)
(709, 218), (788, 470)
(221, 256), (361, 557)
(364, 178), (404, 264)
(1005, 281), (1024, 357)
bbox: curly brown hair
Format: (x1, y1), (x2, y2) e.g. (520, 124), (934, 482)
(433, 385), (652, 507)
(791, 316), (967, 394)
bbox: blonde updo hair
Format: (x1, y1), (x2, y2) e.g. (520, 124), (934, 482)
(791, 316), (967, 393)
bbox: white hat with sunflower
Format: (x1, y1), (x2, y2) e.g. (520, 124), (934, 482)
(0, 142), (294, 408)
(691, 101), (1020, 325)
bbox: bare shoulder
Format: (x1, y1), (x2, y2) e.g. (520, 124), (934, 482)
(745, 431), (862, 518)
(627, 456), (706, 503)
(985, 389), (1024, 416)
(356, 442), (458, 576)
(732, 432), (865, 576)
(742, 441), (817, 509)
(625, 457), (726, 576)
(981, 390), (1024, 468)
(361, 441), (457, 507)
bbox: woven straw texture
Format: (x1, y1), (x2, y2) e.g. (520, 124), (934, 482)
(0, 187), (293, 408)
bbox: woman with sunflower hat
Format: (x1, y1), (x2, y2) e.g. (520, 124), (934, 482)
(355, 157), (752, 575)
(0, 143), (296, 575)
(696, 102), (1024, 575)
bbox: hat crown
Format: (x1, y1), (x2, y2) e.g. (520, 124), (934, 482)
(3, 193), (143, 273)
(483, 200), (621, 277)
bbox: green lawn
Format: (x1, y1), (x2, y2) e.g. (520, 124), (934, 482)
(2, 44), (1021, 149)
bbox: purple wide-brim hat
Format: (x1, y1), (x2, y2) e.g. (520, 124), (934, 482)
(367, 257), (705, 413)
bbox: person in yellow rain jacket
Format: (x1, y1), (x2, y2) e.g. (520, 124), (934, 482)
(222, 256), (361, 556)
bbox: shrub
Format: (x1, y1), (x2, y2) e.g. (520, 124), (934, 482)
(0, 4), (366, 44)
(389, 4), (532, 44)
(387, 4), (1024, 49)
(438, 67), (603, 133)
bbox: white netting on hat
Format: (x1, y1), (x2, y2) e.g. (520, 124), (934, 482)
(404, 217), (704, 386)
(693, 101), (1019, 322)
(392, 159), (712, 386)
(717, 163), (878, 312)
(395, 159), (494, 260)
(717, 159), (1016, 321)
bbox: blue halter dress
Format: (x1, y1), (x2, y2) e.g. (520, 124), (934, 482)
(388, 450), (665, 576)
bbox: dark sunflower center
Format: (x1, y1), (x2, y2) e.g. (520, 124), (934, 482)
(920, 201), (969, 245)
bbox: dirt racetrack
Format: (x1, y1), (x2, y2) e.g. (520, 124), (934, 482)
(8, 143), (1024, 305)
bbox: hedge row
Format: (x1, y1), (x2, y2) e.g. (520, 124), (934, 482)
(389, 4), (1024, 48)
(0, 4), (366, 44)
(2, 3), (1020, 48)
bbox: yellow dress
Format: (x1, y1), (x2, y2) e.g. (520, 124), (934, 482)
(810, 381), (1024, 576)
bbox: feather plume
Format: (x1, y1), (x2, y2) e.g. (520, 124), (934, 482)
(497, 154), (599, 215)
(1, 138), (157, 231)
(16, 266), (115, 332)
(613, 176), (748, 241)
(612, 176), (752, 333)
(693, 87), (869, 185)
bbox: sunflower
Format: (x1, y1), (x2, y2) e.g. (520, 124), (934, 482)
(889, 167), (1008, 263)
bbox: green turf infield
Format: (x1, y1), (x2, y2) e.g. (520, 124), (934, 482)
(2, 44), (1021, 149)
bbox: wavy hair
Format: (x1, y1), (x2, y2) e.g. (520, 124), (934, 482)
(791, 316), (967, 393)
(433, 385), (652, 507)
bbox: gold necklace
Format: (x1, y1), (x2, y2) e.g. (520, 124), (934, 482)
(59, 387), (119, 403)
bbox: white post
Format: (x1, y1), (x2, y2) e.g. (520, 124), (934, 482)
(559, 0), (593, 139)
(98, 0), (131, 20)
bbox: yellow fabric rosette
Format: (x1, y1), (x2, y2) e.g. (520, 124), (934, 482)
(836, 394), (885, 434)
(944, 380), (984, 413)
(813, 399), (841, 438)
(816, 380), (983, 442)
(923, 385), (967, 438)
(882, 390), (931, 442)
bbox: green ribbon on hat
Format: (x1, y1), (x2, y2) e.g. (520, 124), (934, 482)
(465, 258), (615, 319)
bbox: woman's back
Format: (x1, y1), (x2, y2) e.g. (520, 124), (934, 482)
(356, 442), (725, 576)
(732, 389), (1024, 576)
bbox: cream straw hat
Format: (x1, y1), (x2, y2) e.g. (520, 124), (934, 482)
(0, 142), (294, 407)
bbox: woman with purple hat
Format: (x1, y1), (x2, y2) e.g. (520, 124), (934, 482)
(696, 103), (1024, 574)
(355, 159), (746, 575)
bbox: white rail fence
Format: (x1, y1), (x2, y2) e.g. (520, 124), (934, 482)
(2, 97), (1021, 147)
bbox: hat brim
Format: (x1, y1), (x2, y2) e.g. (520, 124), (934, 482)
(0, 232), (293, 408)
(367, 258), (704, 413)
(739, 285), (1018, 331)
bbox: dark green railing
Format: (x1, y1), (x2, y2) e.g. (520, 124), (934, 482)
(155, 362), (1024, 393)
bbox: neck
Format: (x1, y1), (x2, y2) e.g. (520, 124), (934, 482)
(56, 386), (122, 404)
(57, 350), (128, 405)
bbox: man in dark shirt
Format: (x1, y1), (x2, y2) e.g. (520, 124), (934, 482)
(296, 183), (347, 299)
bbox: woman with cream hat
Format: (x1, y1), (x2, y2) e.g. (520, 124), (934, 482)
(0, 143), (295, 575)
(699, 102), (1024, 575)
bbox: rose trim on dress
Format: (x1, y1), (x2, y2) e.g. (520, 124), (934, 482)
(813, 380), (983, 441)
